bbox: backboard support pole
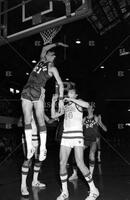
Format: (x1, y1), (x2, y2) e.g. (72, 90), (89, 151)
(0, 0), (7, 38)
(0, 11), (90, 46)
(0, 0), (91, 46)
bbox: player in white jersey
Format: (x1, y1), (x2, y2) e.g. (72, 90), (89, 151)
(20, 112), (55, 197)
(51, 89), (99, 200)
(61, 99), (84, 147)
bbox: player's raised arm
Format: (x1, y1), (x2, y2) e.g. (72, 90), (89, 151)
(51, 67), (64, 98)
(65, 97), (89, 108)
(40, 42), (69, 59)
(51, 94), (64, 119)
(50, 66), (64, 112)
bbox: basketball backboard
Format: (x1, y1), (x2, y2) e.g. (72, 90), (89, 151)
(0, 0), (92, 46)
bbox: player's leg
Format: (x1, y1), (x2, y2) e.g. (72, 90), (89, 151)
(21, 137), (33, 195)
(34, 99), (47, 161)
(31, 114), (46, 188)
(21, 140), (32, 196)
(97, 137), (101, 162)
(69, 153), (78, 181)
(21, 159), (32, 196)
(32, 144), (46, 188)
(89, 142), (97, 176)
(32, 159), (45, 188)
(74, 145), (99, 200)
(22, 99), (34, 159)
(56, 144), (71, 200)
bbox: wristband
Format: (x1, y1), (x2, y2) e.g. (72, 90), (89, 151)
(59, 97), (63, 100)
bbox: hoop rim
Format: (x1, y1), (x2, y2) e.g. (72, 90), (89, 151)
(40, 25), (62, 45)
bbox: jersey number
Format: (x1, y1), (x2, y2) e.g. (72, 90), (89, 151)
(33, 66), (42, 74)
(65, 112), (73, 120)
(33, 63), (47, 74)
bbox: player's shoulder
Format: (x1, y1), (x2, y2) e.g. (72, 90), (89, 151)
(94, 114), (98, 119)
(78, 98), (83, 101)
(48, 61), (55, 67)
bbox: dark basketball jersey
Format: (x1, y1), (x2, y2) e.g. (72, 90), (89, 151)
(24, 61), (52, 89)
(83, 116), (100, 142)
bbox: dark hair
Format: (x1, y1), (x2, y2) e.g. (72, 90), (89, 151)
(89, 102), (96, 109)
(68, 86), (80, 97)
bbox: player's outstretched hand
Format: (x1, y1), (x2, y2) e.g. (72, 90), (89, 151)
(63, 97), (71, 102)
(58, 42), (69, 47)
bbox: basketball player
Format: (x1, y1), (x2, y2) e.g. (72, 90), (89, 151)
(69, 102), (107, 181)
(84, 102), (107, 175)
(51, 93), (64, 144)
(21, 112), (55, 196)
(21, 42), (68, 161)
(51, 89), (99, 200)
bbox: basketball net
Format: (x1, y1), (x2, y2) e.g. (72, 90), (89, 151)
(40, 25), (62, 45)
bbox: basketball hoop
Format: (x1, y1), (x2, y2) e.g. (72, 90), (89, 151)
(40, 25), (62, 45)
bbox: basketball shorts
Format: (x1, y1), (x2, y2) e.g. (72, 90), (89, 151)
(61, 131), (84, 148)
(21, 85), (43, 102)
(83, 128), (100, 147)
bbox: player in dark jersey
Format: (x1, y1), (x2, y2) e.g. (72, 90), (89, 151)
(21, 42), (68, 161)
(69, 102), (107, 181)
(18, 97), (56, 197)
(83, 102), (107, 176)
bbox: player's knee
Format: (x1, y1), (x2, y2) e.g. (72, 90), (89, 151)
(23, 160), (30, 167)
(96, 138), (100, 145)
(39, 125), (46, 132)
(89, 159), (95, 165)
(24, 113), (32, 123)
(35, 110), (44, 122)
(60, 159), (67, 169)
(35, 160), (42, 167)
(76, 158), (84, 169)
(89, 152), (95, 160)
(37, 117), (45, 126)
(23, 109), (32, 123)
(25, 124), (32, 130)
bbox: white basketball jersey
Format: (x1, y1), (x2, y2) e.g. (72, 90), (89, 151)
(63, 102), (83, 131)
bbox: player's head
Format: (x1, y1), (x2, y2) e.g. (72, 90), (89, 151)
(67, 87), (78, 99)
(88, 102), (96, 112)
(45, 50), (56, 62)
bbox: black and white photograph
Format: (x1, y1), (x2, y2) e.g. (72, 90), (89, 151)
(0, 1), (130, 200)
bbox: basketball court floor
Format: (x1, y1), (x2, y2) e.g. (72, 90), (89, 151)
(0, 140), (129, 200)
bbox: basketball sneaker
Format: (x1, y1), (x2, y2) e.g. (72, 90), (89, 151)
(56, 192), (69, 200)
(21, 186), (29, 196)
(32, 180), (46, 188)
(85, 188), (99, 200)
